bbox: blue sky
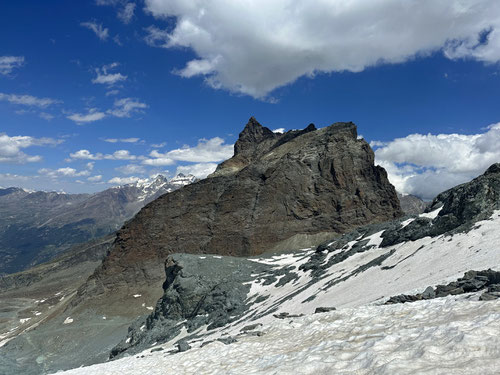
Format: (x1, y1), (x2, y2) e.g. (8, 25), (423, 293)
(1, 0), (500, 198)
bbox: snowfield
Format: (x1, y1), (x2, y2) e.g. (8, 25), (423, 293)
(55, 210), (500, 375)
(56, 295), (500, 375)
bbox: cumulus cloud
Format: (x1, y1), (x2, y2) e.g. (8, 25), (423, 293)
(92, 62), (127, 85)
(107, 98), (148, 118)
(87, 175), (103, 182)
(108, 175), (147, 185)
(0, 93), (61, 108)
(143, 137), (233, 166)
(69, 149), (137, 161)
(69, 149), (103, 160)
(110, 149), (137, 160)
(67, 98), (147, 124)
(38, 167), (91, 178)
(0, 56), (25, 76)
(373, 123), (500, 200)
(144, 0), (500, 98)
(0, 134), (61, 164)
(81, 21), (109, 40)
(67, 108), (106, 124)
(142, 154), (174, 166)
(116, 163), (146, 175)
(175, 163), (218, 178)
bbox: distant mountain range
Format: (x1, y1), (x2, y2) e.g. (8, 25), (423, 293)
(0, 173), (197, 275)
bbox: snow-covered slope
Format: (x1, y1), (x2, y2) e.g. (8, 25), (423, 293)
(57, 295), (500, 375)
(65, 207), (500, 375)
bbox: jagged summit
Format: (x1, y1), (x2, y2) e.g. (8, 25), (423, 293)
(233, 117), (278, 156)
(210, 118), (354, 178)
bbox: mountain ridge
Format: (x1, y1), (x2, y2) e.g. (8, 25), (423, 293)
(0, 173), (196, 275)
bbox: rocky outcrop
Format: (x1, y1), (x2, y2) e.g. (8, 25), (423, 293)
(110, 254), (274, 358)
(75, 117), (401, 308)
(381, 163), (500, 247)
(385, 270), (500, 304)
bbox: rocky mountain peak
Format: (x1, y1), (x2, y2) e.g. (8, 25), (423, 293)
(484, 163), (500, 176)
(233, 117), (278, 156)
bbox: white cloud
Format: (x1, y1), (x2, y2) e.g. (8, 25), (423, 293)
(88, 175), (103, 182)
(107, 98), (148, 118)
(69, 149), (103, 160)
(144, 0), (500, 98)
(175, 162), (218, 178)
(67, 108), (106, 124)
(0, 56), (25, 76)
(106, 89), (120, 96)
(108, 176), (146, 185)
(0, 93), (61, 108)
(69, 149), (137, 161)
(108, 149), (136, 160)
(116, 164), (146, 175)
(373, 123), (500, 200)
(142, 155), (174, 166)
(96, 0), (136, 24)
(81, 21), (109, 41)
(143, 137), (233, 165)
(68, 97), (146, 124)
(151, 142), (166, 148)
(0, 134), (61, 164)
(103, 137), (141, 143)
(38, 167), (91, 178)
(118, 3), (136, 24)
(92, 62), (127, 85)
(39, 112), (54, 121)
(272, 128), (285, 134)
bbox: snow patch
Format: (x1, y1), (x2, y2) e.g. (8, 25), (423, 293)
(420, 206), (442, 219)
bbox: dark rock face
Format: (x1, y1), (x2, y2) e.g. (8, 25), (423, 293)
(78, 118), (402, 305)
(381, 163), (500, 247)
(385, 270), (500, 304)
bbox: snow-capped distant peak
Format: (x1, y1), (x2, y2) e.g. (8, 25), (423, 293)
(169, 173), (197, 186)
